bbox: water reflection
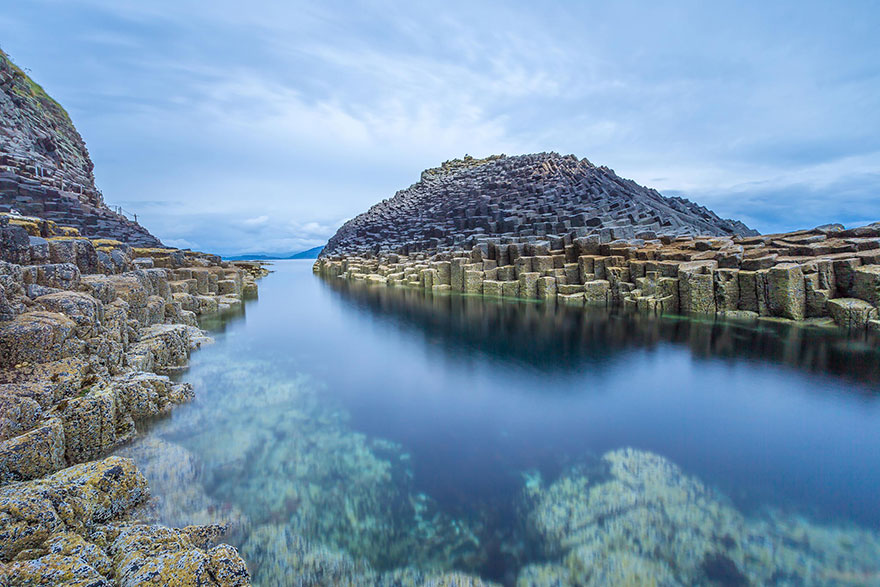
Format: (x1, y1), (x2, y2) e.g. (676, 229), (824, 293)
(322, 279), (880, 387)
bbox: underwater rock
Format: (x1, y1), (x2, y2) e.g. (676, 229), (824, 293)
(241, 524), (373, 586)
(241, 524), (499, 587)
(514, 563), (571, 587)
(115, 436), (248, 533)
(522, 448), (880, 586)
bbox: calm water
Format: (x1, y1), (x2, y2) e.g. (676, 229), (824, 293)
(120, 260), (880, 586)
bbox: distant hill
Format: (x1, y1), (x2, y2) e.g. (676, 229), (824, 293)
(322, 152), (756, 257)
(287, 246), (324, 259)
(225, 245), (324, 261)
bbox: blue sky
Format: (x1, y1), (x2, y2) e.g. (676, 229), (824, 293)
(2, 0), (878, 254)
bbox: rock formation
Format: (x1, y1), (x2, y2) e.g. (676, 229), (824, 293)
(323, 153), (756, 258)
(316, 222), (880, 332)
(0, 50), (161, 247)
(317, 154), (879, 332)
(0, 214), (262, 585)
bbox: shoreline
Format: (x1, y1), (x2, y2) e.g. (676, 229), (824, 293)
(0, 213), (266, 585)
(314, 223), (880, 334)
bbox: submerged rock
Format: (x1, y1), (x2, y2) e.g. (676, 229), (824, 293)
(522, 448), (880, 586)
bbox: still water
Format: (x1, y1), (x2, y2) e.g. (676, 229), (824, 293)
(119, 260), (880, 586)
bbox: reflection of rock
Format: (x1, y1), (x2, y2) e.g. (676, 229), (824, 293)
(523, 448), (880, 585)
(323, 277), (880, 385)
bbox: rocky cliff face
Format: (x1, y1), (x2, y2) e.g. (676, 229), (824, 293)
(323, 153), (757, 257)
(0, 50), (161, 247)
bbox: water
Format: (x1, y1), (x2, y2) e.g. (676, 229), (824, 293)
(118, 260), (880, 586)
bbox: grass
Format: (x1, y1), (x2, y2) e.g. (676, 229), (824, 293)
(0, 48), (72, 120)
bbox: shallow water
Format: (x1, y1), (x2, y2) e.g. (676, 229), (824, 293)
(119, 260), (880, 585)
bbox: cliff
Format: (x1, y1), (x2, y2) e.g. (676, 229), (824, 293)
(0, 50), (161, 247)
(323, 152), (757, 257)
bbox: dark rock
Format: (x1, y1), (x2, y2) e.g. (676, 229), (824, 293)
(322, 153), (757, 258)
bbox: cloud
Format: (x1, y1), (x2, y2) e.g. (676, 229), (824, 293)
(2, 0), (878, 252)
(243, 215), (270, 227)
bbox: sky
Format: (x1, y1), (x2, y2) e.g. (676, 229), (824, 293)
(2, 0), (879, 255)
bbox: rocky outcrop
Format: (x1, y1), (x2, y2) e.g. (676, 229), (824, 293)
(322, 153), (756, 258)
(0, 50), (161, 246)
(316, 222), (880, 332)
(0, 214), (261, 584)
(0, 457), (249, 586)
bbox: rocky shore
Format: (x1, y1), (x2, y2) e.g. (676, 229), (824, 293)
(0, 213), (262, 585)
(315, 222), (880, 332)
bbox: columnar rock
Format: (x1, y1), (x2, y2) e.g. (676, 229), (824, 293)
(0, 50), (161, 246)
(0, 215), (262, 584)
(316, 222), (880, 332)
(323, 153), (757, 258)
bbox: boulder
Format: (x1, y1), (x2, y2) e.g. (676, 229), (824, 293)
(678, 262), (716, 315)
(852, 264), (880, 306)
(583, 280), (610, 305)
(0, 456), (148, 561)
(0, 418), (66, 483)
(56, 388), (127, 464)
(0, 531), (113, 586)
(110, 525), (249, 587)
(126, 324), (191, 372)
(0, 311), (79, 370)
(35, 291), (104, 338)
(827, 298), (879, 329)
(22, 263), (81, 290)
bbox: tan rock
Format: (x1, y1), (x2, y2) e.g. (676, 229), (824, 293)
(0, 418), (65, 482)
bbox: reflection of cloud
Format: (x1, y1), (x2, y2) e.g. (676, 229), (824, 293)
(5, 0), (880, 249)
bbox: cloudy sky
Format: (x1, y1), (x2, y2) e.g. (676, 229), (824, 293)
(2, 1), (878, 254)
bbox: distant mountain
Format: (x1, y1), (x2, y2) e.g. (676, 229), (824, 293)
(224, 246), (324, 261)
(287, 246), (324, 259)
